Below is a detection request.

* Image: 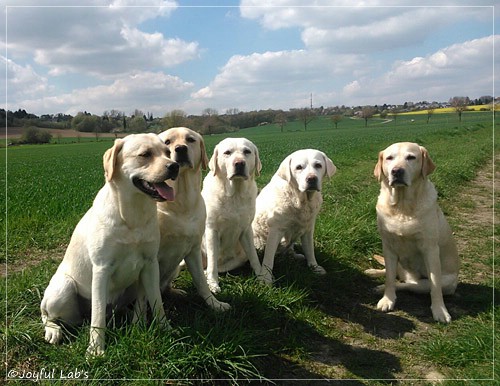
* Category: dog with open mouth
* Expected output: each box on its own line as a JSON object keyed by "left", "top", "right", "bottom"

{"left": 40, "top": 134, "right": 178, "bottom": 356}
{"left": 155, "top": 127, "right": 230, "bottom": 311}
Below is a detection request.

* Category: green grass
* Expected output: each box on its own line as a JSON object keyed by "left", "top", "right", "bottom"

{"left": 2, "top": 111, "right": 497, "bottom": 383}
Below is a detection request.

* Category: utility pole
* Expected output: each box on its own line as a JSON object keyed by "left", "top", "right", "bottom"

{"left": 310, "top": 93, "right": 313, "bottom": 109}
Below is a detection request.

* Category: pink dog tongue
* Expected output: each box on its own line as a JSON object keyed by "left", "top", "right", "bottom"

{"left": 154, "top": 182, "right": 175, "bottom": 201}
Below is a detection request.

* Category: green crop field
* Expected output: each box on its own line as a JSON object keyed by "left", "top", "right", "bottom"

{"left": 2, "top": 111, "right": 498, "bottom": 383}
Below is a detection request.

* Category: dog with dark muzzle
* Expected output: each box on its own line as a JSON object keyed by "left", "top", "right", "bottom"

{"left": 155, "top": 127, "right": 230, "bottom": 311}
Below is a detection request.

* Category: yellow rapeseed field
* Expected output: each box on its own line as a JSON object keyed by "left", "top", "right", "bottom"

{"left": 400, "top": 104, "right": 492, "bottom": 115}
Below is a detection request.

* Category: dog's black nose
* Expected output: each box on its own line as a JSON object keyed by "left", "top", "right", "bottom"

{"left": 234, "top": 160, "right": 246, "bottom": 174}
{"left": 306, "top": 175, "right": 318, "bottom": 184}
{"left": 391, "top": 167, "right": 404, "bottom": 179}
{"left": 166, "top": 162, "right": 180, "bottom": 180}
{"left": 175, "top": 145, "right": 188, "bottom": 154}
{"left": 306, "top": 175, "right": 319, "bottom": 191}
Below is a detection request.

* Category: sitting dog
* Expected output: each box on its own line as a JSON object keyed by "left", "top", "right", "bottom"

{"left": 368, "top": 142, "right": 459, "bottom": 323}
{"left": 41, "top": 134, "right": 179, "bottom": 356}
{"left": 156, "top": 127, "right": 230, "bottom": 311}
{"left": 252, "top": 149, "right": 336, "bottom": 285}
{"left": 202, "top": 137, "right": 263, "bottom": 293}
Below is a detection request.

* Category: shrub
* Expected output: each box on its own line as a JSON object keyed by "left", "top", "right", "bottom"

{"left": 20, "top": 126, "right": 52, "bottom": 144}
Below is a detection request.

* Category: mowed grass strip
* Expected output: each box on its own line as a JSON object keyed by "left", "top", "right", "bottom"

{"left": 2, "top": 112, "right": 497, "bottom": 382}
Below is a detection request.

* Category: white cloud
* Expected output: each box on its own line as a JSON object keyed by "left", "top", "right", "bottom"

{"left": 190, "top": 49, "right": 366, "bottom": 111}
{"left": 4, "top": 0, "right": 192, "bottom": 78}
{"left": 17, "top": 71, "right": 194, "bottom": 116}
{"left": 343, "top": 80, "right": 361, "bottom": 95}
{"left": 187, "top": 34, "right": 495, "bottom": 112}
{"left": 241, "top": 1, "right": 492, "bottom": 53}
{"left": 339, "top": 36, "right": 496, "bottom": 104}
{"left": 2, "top": 56, "right": 50, "bottom": 104}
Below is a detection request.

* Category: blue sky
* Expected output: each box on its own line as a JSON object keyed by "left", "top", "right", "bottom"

{"left": 1, "top": 1, "right": 498, "bottom": 117}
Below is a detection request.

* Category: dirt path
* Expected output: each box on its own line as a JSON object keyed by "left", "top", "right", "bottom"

{"left": 450, "top": 153, "right": 498, "bottom": 284}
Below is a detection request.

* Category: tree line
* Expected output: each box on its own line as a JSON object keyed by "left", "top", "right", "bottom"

{"left": 3, "top": 94, "right": 497, "bottom": 144}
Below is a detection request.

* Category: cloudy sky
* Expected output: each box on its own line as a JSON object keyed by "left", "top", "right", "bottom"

{"left": 1, "top": 1, "right": 498, "bottom": 117}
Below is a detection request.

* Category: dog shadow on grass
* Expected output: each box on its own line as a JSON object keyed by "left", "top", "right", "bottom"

{"left": 171, "top": 258, "right": 404, "bottom": 382}
{"left": 170, "top": 284, "right": 402, "bottom": 382}
{"left": 294, "top": 250, "right": 497, "bottom": 327}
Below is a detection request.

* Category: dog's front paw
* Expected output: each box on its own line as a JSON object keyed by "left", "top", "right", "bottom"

{"left": 206, "top": 278, "right": 221, "bottom": 294}
{"left": 44, "top": 324, "right": 62, "bottom": 344}
{"left": 168, "top": 287, "right": 188, "bottom": 297}
{"left": 309, "top": 264, "right": 326, "bottom": 275}
{"left": 431, "top": 304, "right": 452, "bottom": 323}
{"left": 257, "top": 271, "right": 274, "bottom": 286}
{"left": 86, "top": 343, "right": 105, "bottom": 358}
{"left": 205, "top": 295, "right": 231, "bottom": 312}
{"left": 377, "top": 296, "right": 395, "bottom": 313}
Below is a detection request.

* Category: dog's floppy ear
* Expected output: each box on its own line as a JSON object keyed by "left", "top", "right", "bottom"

{"left": 374, "top": 151, "right": 384, "bottom": 181}
{"left": 420, "top": 146, "right": 436, "bottom": 177}
{"left": 199, "top": 135, "right": 209, "bottom": 170}
{"left": 254, "top": 145, "right": 262, "bottom": 176}
{"left": 322, "top": 152, "right": 336, "bottom": 177}
{"left": 208, "top": 145, "right": 219, "bottom": 176}
{"left": 103, "top": 138, "right": 124, "bottom": 181}
{"left": 277, "top": 155, "right": 292, "bottom": 182}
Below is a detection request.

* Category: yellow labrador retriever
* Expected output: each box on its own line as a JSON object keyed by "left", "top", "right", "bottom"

{"left": 252, "top": 149, "right": 336, "bottom": 285}
{"left": 369, "top": 142, "right": 459, "bottom": 323}
{"left": 41, "top": 134, "right": 179, "bottom": 356}
{"left": 156, "top": 127, "right": 230, "bottom": 311}
{"left": 202, "top": 137, "right": 263, "bottom": 293}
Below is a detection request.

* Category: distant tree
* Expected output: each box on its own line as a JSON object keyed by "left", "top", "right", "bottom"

{"left": 297, "top": 108, "right": 315, "bottom": 131}
{"left": 225, "top": 108, "right": 240, "bottom": 116}
{"left": 390, "top": 109, "right": 400, "bottom": 123}
{"left": 426, "top": 107, "right": 435, "bottom": 124}
{"left": 274, "top": 111, "right": 287, "bottom": 132}
{"left": 360, "top": 106, "right": 375, "bottom": 127}
{"left": 72, "top": 112, "right": 101, "bottom": 133}
{"left": 202, "top": 108, "right": 218, "bottom": 117}
{"left": 128, "top": 115, "right": 148, "bottom": 132}
{"left": 162, "top": 109, "right": 187, "bottom": 129}
{"left": 132, "top": 109, "right": 144, "bottom": 118}
{"left": 478, "top": 95, "right": 493, "bottom": 105}
{"left": 331, "top": 114, "right": 343, "bottom": 129}
{"left": 449, "top": 96, "right": 469, "bottom": 122}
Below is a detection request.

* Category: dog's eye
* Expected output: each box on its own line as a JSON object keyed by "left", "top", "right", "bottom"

{"left": 187, "top": 137, "right": 196, "bottom": 143}
{"left": 406, "top": 155, "right": 416, "bottom": 161}
{"left": 314, "top": 163, "right": 322, "bottom": 169}
{"left": 295, "top": 165, "right": 303, "bottom": 170}
{"left": 164, "top": 139, "right": 171, "bottom": 146}
{"left": 243, "top": 149, "right": 252, "bottom": 155}
{"left": 223, "top": 150, "right": 231, "bottom": 156}
{"left": 386, "top": 155, "right": 394, "bottom": 161}
{"left": 165, "top": 149, "right": 171, "bottom": 157}
{"left": 139, "top": 150, "right": 152, "bottom": 158}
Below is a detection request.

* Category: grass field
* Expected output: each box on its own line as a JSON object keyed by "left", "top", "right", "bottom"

{"left": 2, "top": 111, "right": 498, "bottom": 384}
